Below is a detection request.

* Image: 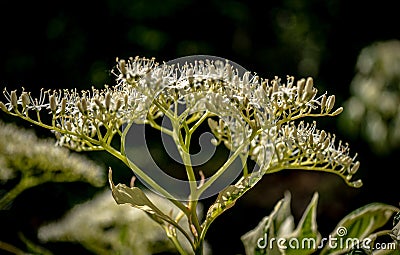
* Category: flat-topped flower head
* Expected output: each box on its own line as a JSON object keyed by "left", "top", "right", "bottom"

{"left": 0, "top": 56, "right": 360, "bottom": 188}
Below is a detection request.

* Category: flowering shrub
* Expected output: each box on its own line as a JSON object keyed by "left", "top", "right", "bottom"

{"left": 0, "top": 56, "right": 397, "bottom": 254}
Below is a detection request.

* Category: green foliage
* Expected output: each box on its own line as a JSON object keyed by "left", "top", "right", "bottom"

{"left": 242, "top": 193, "right": 399, "bottom": 255}
{"left": 241, "top": 192, "right": 320, "bottom": 255}
{"left": 320, "top": 203, "right": 398, "bottom": 255}
{"left": 109, "top": 168, "right": 195, "bottom": 253}
{"left": 202, "top": 172, "right": 265, "bottom": 240}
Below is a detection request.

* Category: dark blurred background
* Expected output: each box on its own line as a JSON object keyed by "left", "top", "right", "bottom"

{"left": 0, "top": 0, "right": 399, "bottom": 254}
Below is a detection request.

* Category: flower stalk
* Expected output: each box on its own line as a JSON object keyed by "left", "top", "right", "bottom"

{"left": 0, "top": 56, "right": 362, "bottom": 254}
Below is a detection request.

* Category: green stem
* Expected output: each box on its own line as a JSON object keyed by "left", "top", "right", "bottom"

{"left": 0, "top": 240, "right": 26, "bottom": 255}
{"left": 120, "top": 120, "right": 198, "bottom": 251}
{"left": 107, "top": 144, "right": 196, "bottom": 250}
{"left": 8, "top": 111, "right": 103, "bottom": 149}
{"left": 240, "top": 154, "right": 248, "bottom": 178}
{"left": 267, "top": 164, "right": 358, "bottom": 187}
{"left": 165, "top": 226, "right": 189, "bottom": 255}
{"left": 194, "top": 239, "right": 204, "bottom": 255}
{"left": 189, "top": 111, "right": 211, "bottom": 134}
{"left": 104, "top": 143, "right": 189, "bottom": 214}
{"left": 176, "top": 120, "right": 202, "bottom": 243}
{"left": 170, "top": 238, "right": 188, "bottom": 255}
{"left": 197, "top": 141, "right": 247, "bottom": 196}
{"left": 147, "top": 117, "right": 173, "bottom": 136}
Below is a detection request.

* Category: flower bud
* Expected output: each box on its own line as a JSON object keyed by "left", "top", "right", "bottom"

{"left": 309, "top": 133, "right": 314, "bottom": 146}
{"left": 243, "top": 72, "right": 250, "bottom": 85}
{"left": 272, "top": 81, "right": 279, "bottom": 93}
{"left": 49, "top": 95, "right": 57, "bottom": 113}
{"left": 243, "top": 96, "right": 249, "bottom": 106}
{"left": 210, "top": 138, "right": 218, "bottom": 146}
{"left": 249, "top": 120, "right": 256, "bottom": 129}
{"left": 187, "top": 67, "right": 194, "bottom": 77}
{"left": 124, "top": 94, "right": 129, "bottom": 107}
{"left": 322, "top": 138, "right": 330, "bottom": 150}
{"left": 0, "top": 101, "right": 7, "bottom": 112}
{"left": 61, "top": 98, "right": 67, "bottom": 114}
{"left": 301, "top": 88, "right": 314, "bottom": 102}
{"left": 349, "top": 161, "right": 360, "bottom": 175}
{"left": 218, "top": 119, "right": 225, "bottom": 130}
{"left": 224, "top": 140, "right": 232, "bottom": 150}
{"left": 105, "top": 92, "right": 111, "bottom": 110}
{"left": 66, "top": 121, "right": 73, "bottom": 131}
{"left": 119, "top": 59, "right": 127, "bottom": 75}
{"left": 305, "top": 77, "right": 313, "bottom": 94}
{"left": 115, "top": 98, "right": 123, "bottom": 111}
{"left": 331, "top": 107, "right": 343, "bottom": 116}
{"left": 207, "top": 118, "right": 218, "bottom": 130}
{"left": 94, "top": 98, "right": 103, "bottom": 109}
{"left": 77, "top": 102, "right": 84, "bottom": 114}
{"left": 90, "top": 127, "right": 96, "bottom": 137}
{"left": 350, "top": 179, "right": 363, "bottom": 188}
{"left": 297, "top": 78, "right": 305, "bottom": 98}
{"left": 316, "top": 131, "right": 325, "bottom": 145}
{"left": 261, "top": 80, "right": 268, "bottom": 91}
{"left": 21, "top": 92, "right": 30, "bottom": 108}
{"left": 81, "top": 97, "right": 88, "bottom": 112}
{"left": 11, "top": 90, "right": 18, "bottom": 110}
{"left": 54, "top": 131, "right": 61, "bottom": 140}
{"left": 320, "top": 94, "right": 327, "bottom": 111}
{"left": 326, "top": 95, "right": 335, "bottom": 113}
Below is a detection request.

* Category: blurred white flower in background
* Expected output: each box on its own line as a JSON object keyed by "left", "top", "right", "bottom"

{"left": 38, "top": 189, "right": 210, "bottom": 255}
{"left": 341, "top": 40, "right": 400, "bottom": 154}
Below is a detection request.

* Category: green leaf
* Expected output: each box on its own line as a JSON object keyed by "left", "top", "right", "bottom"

{"left": 241, "top": 192, "right": 320, "bottom": 255}
{"left": 202, "top": 172, "right": 264, "bottom": 233}
{"left": 241, "top": 191, "right": 294, "bottom": 255}
{"left": 281, "top": 192, "right": 320, "bottom": 255}
{"left": 320, "top": 203, "right": 398, "bottom": 255}
{"left": 108, "top": 168, "right": 176, "bottom": 226}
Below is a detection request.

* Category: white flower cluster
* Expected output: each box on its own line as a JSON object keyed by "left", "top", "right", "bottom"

{"left": 0, "top": 120, "right": 104, "bottom": 186}
{"left": 341, "top": 40, "right": 400, "bottom": 153}
{"left": 0, "top": 56, "right": 360, "bottom": 186}
{"left": 251, "top": 121, "right": 361, "bottom": 187}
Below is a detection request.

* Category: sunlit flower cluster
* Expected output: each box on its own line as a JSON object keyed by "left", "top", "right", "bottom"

{"left": 0, "top": 56, "right": 360, "bottom": 186}
{"left": 252, "top": 121, "right": 361, "bottom": 187}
